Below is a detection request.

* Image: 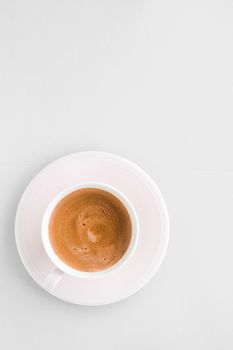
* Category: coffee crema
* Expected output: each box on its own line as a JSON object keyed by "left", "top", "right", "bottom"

{"left": 49, "top": 188, "right": 132, "bottom": 272}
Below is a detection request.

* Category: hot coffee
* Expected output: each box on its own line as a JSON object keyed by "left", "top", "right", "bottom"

{"left": 49, "top": 188, "right": 132, "bottom": 272}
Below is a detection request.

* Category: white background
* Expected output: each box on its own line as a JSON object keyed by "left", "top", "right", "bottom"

{"left": 0, "top": 0, "right": 233, "bottom": 348}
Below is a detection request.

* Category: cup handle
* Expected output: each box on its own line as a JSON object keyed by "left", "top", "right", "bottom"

{"left": 43, "top": 267, "right": 64, "bottom": 291}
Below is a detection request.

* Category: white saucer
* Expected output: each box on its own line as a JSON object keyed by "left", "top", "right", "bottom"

{"left": 15, "top": 152, "right": 169, "bottom": 306}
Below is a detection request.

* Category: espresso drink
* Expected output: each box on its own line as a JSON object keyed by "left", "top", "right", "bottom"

{"left": 49, "top": 188, "right": 132, "bottom": 272}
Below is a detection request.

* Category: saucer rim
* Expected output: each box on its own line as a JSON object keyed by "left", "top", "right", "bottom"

{"left": 15, "top": 151, "right": 169, "bottom": 306}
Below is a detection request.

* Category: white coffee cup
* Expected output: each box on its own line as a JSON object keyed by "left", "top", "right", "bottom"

{"left": 41, "top": 182, "right": 139, "bottom": 290}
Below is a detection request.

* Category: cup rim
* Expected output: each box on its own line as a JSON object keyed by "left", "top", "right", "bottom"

{"left": 41, "top": 182, "right": 139, "bottom": 278}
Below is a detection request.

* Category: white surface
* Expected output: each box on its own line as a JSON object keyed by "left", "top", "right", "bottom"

{"left": 15, "top": 152, "right": 168, "bottom": 305}
{"left": 0, "top": 0, "right": 233, "bottom": 348}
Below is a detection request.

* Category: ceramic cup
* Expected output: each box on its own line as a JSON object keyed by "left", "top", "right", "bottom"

{"left": 41, "top": 182, "right": 139, "bottom": 290}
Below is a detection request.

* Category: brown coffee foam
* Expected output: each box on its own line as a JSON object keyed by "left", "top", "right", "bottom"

{"left": 49, "top": 188, "right": 132, "bottom": 272}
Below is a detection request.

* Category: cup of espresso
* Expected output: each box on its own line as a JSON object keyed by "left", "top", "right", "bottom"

{"left": 41, "top": 183, "right": 139, "bottom": 289}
